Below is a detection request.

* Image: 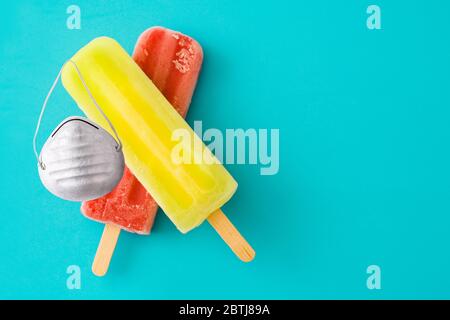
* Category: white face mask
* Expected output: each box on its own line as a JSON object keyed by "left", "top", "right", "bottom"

{"left": 33, "top": 61, "right": 125, "bottom": 202}
{"left": 38, "top": 116, "right": 124, "bottom": 201}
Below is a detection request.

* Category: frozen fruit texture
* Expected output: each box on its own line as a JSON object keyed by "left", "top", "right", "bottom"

{"left": 133, "top": 26, "right": 203, "bottom": 117}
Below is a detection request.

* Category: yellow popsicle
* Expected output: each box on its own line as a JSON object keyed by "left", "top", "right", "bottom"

{"left": 61, "top": 37, "right": 237, "bottom": 233}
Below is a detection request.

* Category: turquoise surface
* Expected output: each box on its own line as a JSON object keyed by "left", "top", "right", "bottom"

{"left": 1, "top": 0, "right": 450, "bottom": 299}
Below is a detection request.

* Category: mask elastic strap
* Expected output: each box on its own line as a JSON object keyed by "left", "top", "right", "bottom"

{"left": 33, "top": 60, "right": 123, "bottom": 170}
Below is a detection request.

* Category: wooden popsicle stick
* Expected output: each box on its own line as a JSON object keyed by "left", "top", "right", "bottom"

{"left": 207, "top": 208, "right": 255, "bottom": 262}
{"left": 92, "top": 223, "right": 121, "bottom": 276}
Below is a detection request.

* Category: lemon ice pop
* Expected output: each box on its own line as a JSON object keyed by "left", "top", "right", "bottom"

{"left": 62, "top": 37, "right": 254, "bottom": 262}
{"left": 82, "top": 27, "right": 203, "bottom": 235}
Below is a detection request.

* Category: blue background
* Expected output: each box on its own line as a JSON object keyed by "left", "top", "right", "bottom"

{"left": 1, "top": 0, "right": 450, "bottom": 299}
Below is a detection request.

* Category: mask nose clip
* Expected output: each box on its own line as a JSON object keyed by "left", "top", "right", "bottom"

{"left": 38, "top": 159, "right": 46, "bottom": 171}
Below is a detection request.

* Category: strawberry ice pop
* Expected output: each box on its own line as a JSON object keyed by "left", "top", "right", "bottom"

{"left": 81, "top": 27, "right": 203, "bottom": 235}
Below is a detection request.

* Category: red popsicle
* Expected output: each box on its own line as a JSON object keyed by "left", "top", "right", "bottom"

{"left": 81, "top": 27, "right": 203, "bottom": 274}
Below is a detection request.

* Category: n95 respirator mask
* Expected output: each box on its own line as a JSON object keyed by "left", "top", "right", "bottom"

{"left": 33, "top": 60, "right": 124, "bottom": 201}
